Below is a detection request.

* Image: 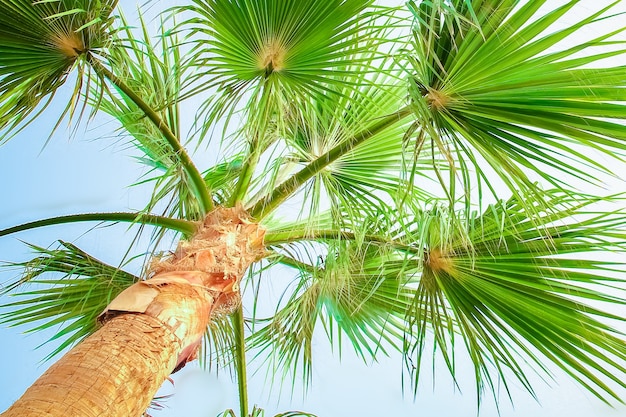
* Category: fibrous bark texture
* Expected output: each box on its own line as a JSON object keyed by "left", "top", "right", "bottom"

{"left": 3, "top": 314, "right": 187, "bottom": 416}
{"left": 2, "top": 207, "right": 266, "bottom": 417}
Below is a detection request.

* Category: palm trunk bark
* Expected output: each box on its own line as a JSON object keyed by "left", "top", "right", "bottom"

{"left": 2, "top": 207, "right": 265, "bottom": 417}
{"left": 2, "top": 309, "right": 205, "bottom": 417}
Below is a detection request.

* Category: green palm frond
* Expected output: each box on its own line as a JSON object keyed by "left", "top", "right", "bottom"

{"left": 0, "top": 0, "right": 118, "bottom": 141}
{"left": 179, "top": 0, "right": 409, "bottom": 209}
{"left": 179, "top": 0, "right": 400, "bottom": 140}
{"left": 269, "top": 76, "right": 429, "bottom": 220}
{"left": 102, "top": 24, "right": 181, "bottom": 169}
{"left": 403, "top": 0, "right": 626, "bottom": 210}
{"left": 407, "top": 191, "right": 626, "bottom": 404}
{"left": 245, "top": 65, "right": 437, "bottom": 221}
{"left": 250, "top": 233, "right": 416, "bottom": 387}
{"left": 249, "top": 258, "right": 319, "bottom": 387}
{"left": 263, "top": 202, "right": 417, "bottom": 254}
{"left": 200, "top": 313, "right": 238, "bottom": 370}
{"left": 407, "top": 0, "right": 480, "bottom": 34}
{"left": 317, "top": 241, "right": 414, "bottom": 357}
{"left": 202, "top": 156, "right": 245, "bottom": 206}
{"left": 0, "top": 240, "right": 138, "bottom": 359}
{"left": 130, "top": 154, "right": 243, "bottom": 225}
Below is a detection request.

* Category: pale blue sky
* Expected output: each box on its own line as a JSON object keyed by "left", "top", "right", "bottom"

{"left": 1, "top": 1, "right": 626, "bottom": 416}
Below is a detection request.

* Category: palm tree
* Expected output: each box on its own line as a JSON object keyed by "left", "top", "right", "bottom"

{"left": 1, "top": 0, "right": 626, "bottom": 416}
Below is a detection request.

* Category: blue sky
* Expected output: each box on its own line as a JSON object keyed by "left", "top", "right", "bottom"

{"left": 1, "top": 1, "right": 626, "bottom": 416}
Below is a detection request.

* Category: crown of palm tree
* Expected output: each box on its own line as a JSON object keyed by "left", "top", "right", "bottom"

{"left": 1, "top": 0, "right": 626, "bottom": 415}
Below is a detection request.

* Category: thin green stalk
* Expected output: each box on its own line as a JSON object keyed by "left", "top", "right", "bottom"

{"left": 265, "top": 229, "right": 418, "bottom": 255}
{"left": 230, "top": 147, "right": 260, "bottom": 206}
{"left": 248, "top": 106, "right": 413, "bottom": 219}
{"left": 268, "top": 252, "right": 318, "bottom": 274}
{"left": 231, "top": 306, "right": 249, "bottom": 417}
{"left": 0, "top": 213, "right": 198, "bottom": 238}
{"left": 87, "top": 54, "right": 214, "bottom": 214}
{"left": 230, "top": 85, "right": 274, "bottom": 206}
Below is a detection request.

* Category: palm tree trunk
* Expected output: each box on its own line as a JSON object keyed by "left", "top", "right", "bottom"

{"left": 2, "top": 306, "right": 206, "bottom": 417}
{"left": 2, "top": 207, "right": 265, "bottom": 417}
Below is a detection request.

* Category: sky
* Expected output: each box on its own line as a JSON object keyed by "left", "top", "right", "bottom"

{"left": 1, "top": 1, "right": 626, "bottom": 417}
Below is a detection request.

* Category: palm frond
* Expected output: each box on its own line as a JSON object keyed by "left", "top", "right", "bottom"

{"left": 178, "top": 0, "right": 410, "bottom": 208}
{"left": 270, "top": 76, "right": 428, "bottom": 221}
{"left": 250, "top": 229, "right": 417, "bottom": 389}
{"left": 245, "top": 59, "right": 428, "bottom": 220}
{"left": 178, "top": 0, "right": 402, "bottom": 144}
{"left": 403, "top": 0, "right": 626, "bottom": 212}
{"left": 407, "top": 190, "right": 626, "bottom": 404}
{"left": 199, "top": 313, "right": 238, "bottom": 371}
{"left": 249, "top": 259, "right": 319, "bottom": 388}
{"left": 202, "top": 156, "right": 245, "bottom": 206}
{"left": 0, "top": 0, "right": 117, "bottom": 141}
{"left": 0, "top": 240, "right": 138, "bottom": 359}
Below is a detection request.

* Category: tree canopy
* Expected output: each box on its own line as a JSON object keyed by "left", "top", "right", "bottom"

{"left": 1, "top": 0, "right": 626, "bottom": 416}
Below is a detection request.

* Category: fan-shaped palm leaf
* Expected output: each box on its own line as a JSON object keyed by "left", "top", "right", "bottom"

{"left": 246, "top": 68, "right": 430, "bottom": 220}
{"left": 0, "top": 0, "right": 117, "bottom": 141}
{"left": 178, "top": 0, "right": 409, "bottom": 211}
{"left": 251, "top": 210, "right": 420, "bottom": 386}
{"left": 178, "top": 0, "right": 401, "bottom": 141}
{"left": 268, "top": 74, "right": 433, "bottom": 221}
{"left": 407, "top": 191, "right": 626, "bottom": 404}
{"left": 404, "top": 0, "right": 626, "bottom": 211}
{"left": 0, "top": 240, "right": 138, "bottom": 359}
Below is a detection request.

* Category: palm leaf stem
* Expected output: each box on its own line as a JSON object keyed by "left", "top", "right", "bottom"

{"left": 231, "top": 305, "right": 249, "bottom": 417}
{"left": 87, "top": 54, "right": 214, "bottom": 214}
{"left": 269, "top": 252, "right": 317, "bottom": 274}
{"left": 229, "top": 146, "right": 260, "bottom": 207}
{"left": 229, "top": 89, "right": 274, "bottom": 206}
{"left": 0, "top": 213, "right": 197, "bottom": 238}
{"left": 265, "top": 230, "right": 416, "bottom": 255}
{"left": 249, "top": 106, "right": 413, "bottom": 219}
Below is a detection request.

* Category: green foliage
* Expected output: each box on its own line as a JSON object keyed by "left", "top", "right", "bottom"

{"left": 0, "top": 240, "right": 138, "bottom": 359}
{"left": 250, "top": 236, "right": 416, "bottom": 387}
{"left": 180, "top": 0, "right": 390, "bottom": 136}
{"left": 248, "top": 69, "right": 424, "bottom": 220}
{"left": 408, "top": 191, "right": 626, "bottom": 404}
{"left": 0, "top": 0, "right": 117, "bottom": 141}
{"left": 1, "top": 0, "right": 626, "bottom": 415}
{"left": 403, "top": 0, "right": 626, "bottom": 212}
{"left": 261, "top": 190, "right": 626, "bottom": 404}
{"left": 98, "top": 12, "right": 207, "bottom": 220}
